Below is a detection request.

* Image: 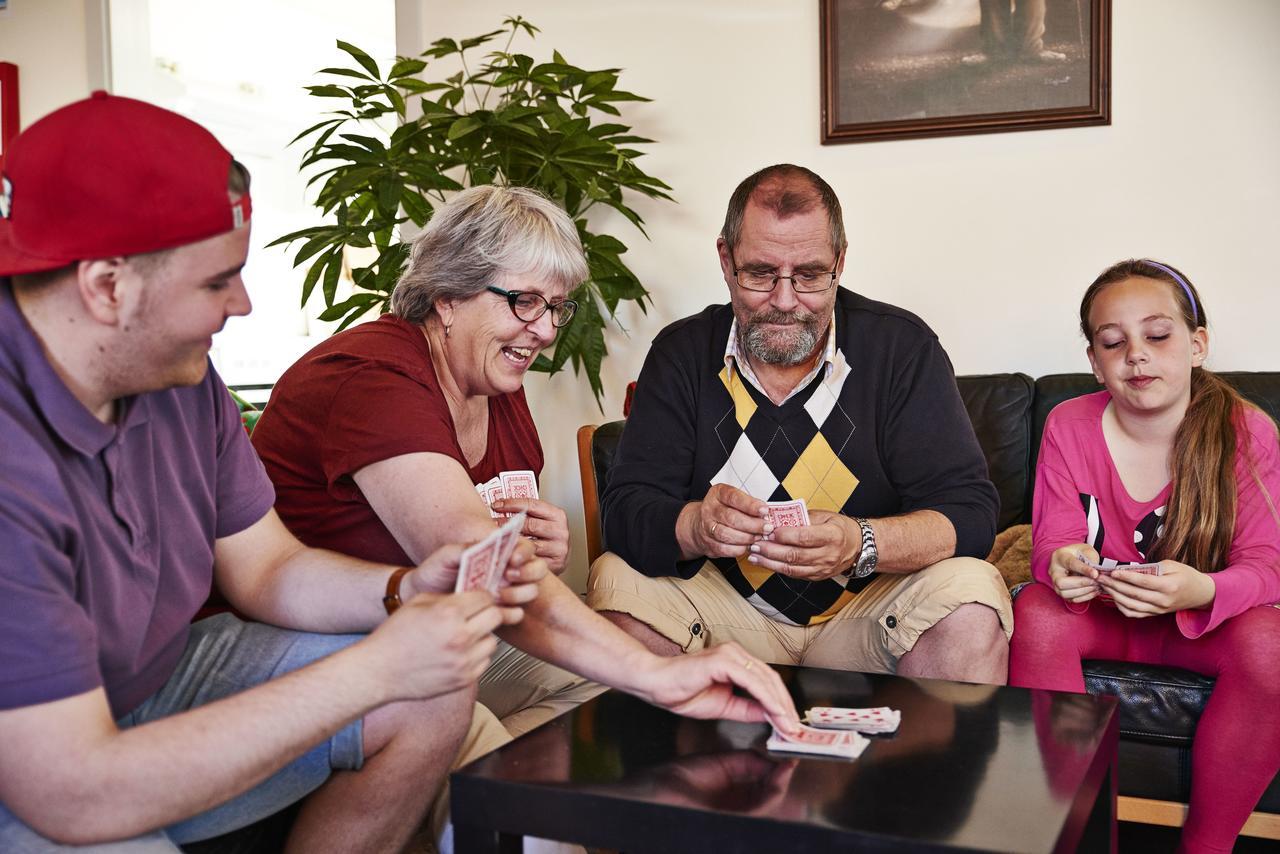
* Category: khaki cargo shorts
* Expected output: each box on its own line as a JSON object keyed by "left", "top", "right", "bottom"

{"left": 587, "top": 552, "right": 1013, "bottom": 674}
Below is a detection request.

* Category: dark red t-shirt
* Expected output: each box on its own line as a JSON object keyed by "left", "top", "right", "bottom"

{"left": 251, "top": 314, "right": 543, "bottom": 565}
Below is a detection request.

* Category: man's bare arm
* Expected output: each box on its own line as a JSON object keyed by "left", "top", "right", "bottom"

{"left": 0, "top": 590, "right": 500, "bottom": 845}
{"left": 868, "top": 509, "right": 957, "bottom": 573}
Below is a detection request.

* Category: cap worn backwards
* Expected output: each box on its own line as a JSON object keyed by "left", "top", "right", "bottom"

{"left": 0, "top": 91, "right": 251, "bottom": 277}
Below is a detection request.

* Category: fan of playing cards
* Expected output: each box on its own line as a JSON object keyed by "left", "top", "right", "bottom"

{"left": 477, "top": 470, "right": 538, "bottom": 518}
{"left": 454, "top": 511, "right": 527, "bottom": 595}
{"left": 1078, "top": 553, "right": 1162, "bottom": 603}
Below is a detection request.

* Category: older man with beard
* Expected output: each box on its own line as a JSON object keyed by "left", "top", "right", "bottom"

{"left": 588, "top": 164, "right": 1013, "bottom": 683}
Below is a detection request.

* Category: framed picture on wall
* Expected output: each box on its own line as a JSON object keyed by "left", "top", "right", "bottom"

{"left": 821, "top": 0, "right": 1110, "bottom": 144}
{"left": 0, "top": 62, "right": 18, "bottom": 166}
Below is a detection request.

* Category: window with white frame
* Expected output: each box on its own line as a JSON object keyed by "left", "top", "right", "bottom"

{"left": 106, "top": 0, "right": 397, "bottom": 397}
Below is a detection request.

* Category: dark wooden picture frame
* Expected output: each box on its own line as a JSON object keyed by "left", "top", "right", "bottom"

{"left": 0, "top": 62, "right": 18, "bottom": 167}
{"left": 821, "top": 0, "right": 1110, "bottom": 145}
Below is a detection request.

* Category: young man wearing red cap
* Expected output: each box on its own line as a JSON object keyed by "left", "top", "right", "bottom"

{"left": 0, "top": 93, "right": 799, "bottom": 853}
{"left": 0, "top": 90, "right": 530, "bottom": 853}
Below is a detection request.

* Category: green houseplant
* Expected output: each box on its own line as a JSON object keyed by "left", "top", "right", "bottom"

{"left": 271, "top": 16, "right": 672, "bottom": 406}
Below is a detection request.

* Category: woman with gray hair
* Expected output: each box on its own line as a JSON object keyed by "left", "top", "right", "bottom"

{"left": 252, "top": 184, "right": 602, "bottom": 738}
{"left": 252, "top": 186, "right": 803, "bottom": 834}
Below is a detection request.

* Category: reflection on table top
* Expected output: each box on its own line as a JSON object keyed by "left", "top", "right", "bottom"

{"left": 453, "top": 666, "right": 1118, "bottom": 852}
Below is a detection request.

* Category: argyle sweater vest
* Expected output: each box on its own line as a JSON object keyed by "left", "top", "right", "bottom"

{"left": 601, "top": 290, "right": 999, "bottom": 629}
{"left": 709, "top": 354, "right": 876, "bottom": 626}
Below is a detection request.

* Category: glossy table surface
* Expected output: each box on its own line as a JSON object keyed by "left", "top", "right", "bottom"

{"left": 451, "top": 666, "right": 1118, "bottom": 853}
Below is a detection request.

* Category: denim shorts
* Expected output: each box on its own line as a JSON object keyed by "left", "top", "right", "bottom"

{"left": 0, "top": 613, "right": 366, "bottom": 852}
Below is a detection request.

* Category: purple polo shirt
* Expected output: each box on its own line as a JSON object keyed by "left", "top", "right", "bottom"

{"left": 0, "top": 282, "right": 274, "bottom": 718}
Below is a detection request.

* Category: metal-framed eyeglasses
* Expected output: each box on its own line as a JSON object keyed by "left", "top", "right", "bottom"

{"left": 729, "top": 252, "right": 838, "bottom": 293}
{"left": 486, "top": 285, "right": 578, "bottom": 328}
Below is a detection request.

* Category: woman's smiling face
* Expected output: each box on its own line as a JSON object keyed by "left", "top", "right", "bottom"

{"left": 443, "top": 271, "right": 566, "bottom": 398}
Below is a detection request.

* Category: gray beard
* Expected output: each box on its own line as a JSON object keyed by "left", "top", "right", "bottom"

{"left": 741, "top": 309, "right": 824, "bottom": 366}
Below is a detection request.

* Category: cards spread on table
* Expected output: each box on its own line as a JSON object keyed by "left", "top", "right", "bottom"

{"left": 804, "top": 706, "right": 901, "bottom": 734}
{"left": 476, "top": 470, "right": 539, "bottom": 518}
{"left": 766, "top": 722, "right": 869, "bottom": 759}
{"left": 765, "top": 498, "right": 810, "bottom": 530}
{"left": 455, "top": 511, "right": 527, "bottom": 595}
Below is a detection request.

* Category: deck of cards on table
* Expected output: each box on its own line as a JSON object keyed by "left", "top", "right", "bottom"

{"left": 805, "top": 706, "right": 901, "bottom": 734}
{"left": 455, "top": 511, "right": 527, "bottom": 595}
{"left": 476, "top": 470, "right": 539, "bottom": 517}
{"left": 765, "top": 498, "right": 810, "bottom": 530}
{"left": 767, "top": 723, "right": 869, "bottom": 759}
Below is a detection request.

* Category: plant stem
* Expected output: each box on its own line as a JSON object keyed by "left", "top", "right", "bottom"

{"left": 459, "top": 51, "right": 484, "bottom": 113}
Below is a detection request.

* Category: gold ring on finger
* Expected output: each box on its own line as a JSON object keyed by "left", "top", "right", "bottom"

{"left": 710, "top": 522, "right": 719, "bottom": 538}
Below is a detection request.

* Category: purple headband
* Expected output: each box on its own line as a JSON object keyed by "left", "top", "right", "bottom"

{"left": 1143, "top": 260, "right": 1199, "bottom": 324}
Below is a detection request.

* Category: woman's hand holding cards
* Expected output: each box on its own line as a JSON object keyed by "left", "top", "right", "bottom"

{"left": 1097, "top": 558, "right": 1216, "bottom": 617}
{"left": 491, "top": 497, "right": 570, "bottom": 575}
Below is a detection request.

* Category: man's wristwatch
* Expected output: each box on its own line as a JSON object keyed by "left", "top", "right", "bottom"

{"left": 851, "top": 517, "right": 878, "bottom": 579}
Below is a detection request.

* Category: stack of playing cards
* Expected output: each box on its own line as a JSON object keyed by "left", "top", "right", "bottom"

{"left": 476, "top": 470, "right": 538, "bottom": 518}
{"left": 765, "top": 498, "right": 810, "bottom": 532}
{"left": 454, "top": 511, "right": 527, "bottom": 595}
{"left": 766, "top": 723, "right": 869, "bottom": 759}
{"left": 1077, "top": 554, "right": 1161, "bottom": 603}
{"left": 804, "top": 706, "right": 901, "bottom": 734}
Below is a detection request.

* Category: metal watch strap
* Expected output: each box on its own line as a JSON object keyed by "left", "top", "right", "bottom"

{"left": 853, "top": 517, "right": 878, "bottom": 578}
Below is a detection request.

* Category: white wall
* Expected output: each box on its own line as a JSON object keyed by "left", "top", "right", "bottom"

{"left": 412, "top": 0, "right": 1280, "bottom": 588}
{"left": 0, "top": 0, "right": 96, "bottom": 128}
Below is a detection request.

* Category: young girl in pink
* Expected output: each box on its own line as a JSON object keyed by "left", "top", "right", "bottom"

{"left": 1010, "top": 259, "right": 1280, "bottom": 853}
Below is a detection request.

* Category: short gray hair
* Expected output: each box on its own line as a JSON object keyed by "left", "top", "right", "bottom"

{"left": 390, "top": 185, "right": 589, "bottom": 324}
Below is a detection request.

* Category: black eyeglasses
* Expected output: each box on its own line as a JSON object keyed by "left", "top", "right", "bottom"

{"left": 486, "top": 285, "right": 578, "bottom": 328}
{"left": 730, "top": 251, "right": 838, "bottom": 293}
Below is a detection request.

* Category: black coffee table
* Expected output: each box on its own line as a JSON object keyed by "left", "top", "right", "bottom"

{"left": 451, "top": 666, "right": 1117, "bottom": 853}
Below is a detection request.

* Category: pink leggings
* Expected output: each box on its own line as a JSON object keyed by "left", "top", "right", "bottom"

{"left": 1010, "top": 582, "right": 1280, "bottom": 854}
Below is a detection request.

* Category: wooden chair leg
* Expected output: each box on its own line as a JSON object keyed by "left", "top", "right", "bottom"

{"left": 576, "top": 424, "right": 602, "bottom": 566}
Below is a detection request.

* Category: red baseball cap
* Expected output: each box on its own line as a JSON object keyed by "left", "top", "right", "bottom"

{"left": 0, "top": 91, "right": 251, "bottom": 276}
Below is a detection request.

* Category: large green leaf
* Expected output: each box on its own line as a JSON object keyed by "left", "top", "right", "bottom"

{"left": 336, "top": 40, "right": 381, "bottom": 79}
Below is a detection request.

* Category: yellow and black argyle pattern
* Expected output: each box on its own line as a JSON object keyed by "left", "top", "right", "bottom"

{"left": 707, "top": 350, "right": 875, "bottom": 626}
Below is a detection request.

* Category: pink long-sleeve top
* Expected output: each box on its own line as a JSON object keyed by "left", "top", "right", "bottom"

{"left": 1031, "top": 390, "right": 1280, "bottom": 638}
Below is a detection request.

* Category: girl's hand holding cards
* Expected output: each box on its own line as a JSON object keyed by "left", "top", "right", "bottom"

{"left": 1095, "top": 558, "right": 1216, "bottom": 617}
{"left": 1047, "top": 545, "right": 1103, "bottom": 603}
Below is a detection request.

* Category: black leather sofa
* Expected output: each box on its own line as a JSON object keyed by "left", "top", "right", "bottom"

{"left": 582, "top": 371, "right": 1280, "bottom": 836}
